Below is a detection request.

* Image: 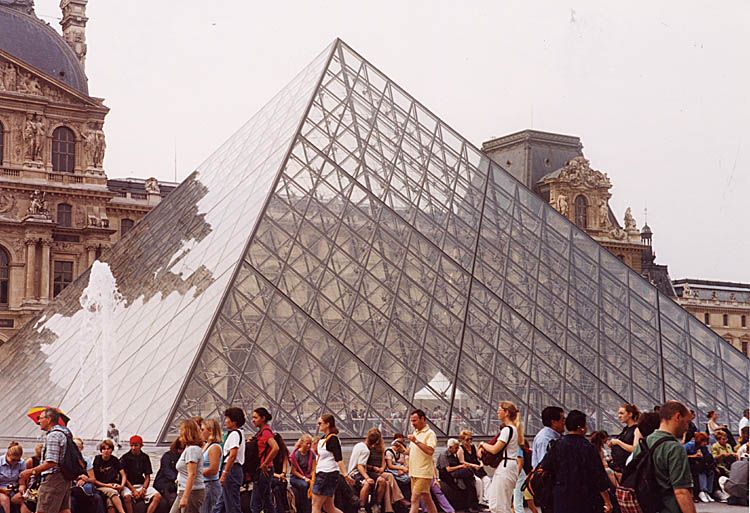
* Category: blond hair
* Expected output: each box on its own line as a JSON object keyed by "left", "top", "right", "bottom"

{"left": 458, "top": 430, "right": 473, "bottom": 443}
{"left": 295, "top": 434, "right": 312, "bottom": 450}
{"left": 202, "top": 419, "right": 222, "bottom": 445}
{"left": 500, "top": 401, "right": 524, "bottom": 442}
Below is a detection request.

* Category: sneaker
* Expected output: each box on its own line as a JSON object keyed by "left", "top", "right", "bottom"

{"left": 706, "top": 492, "right": 715, "bottom": 502}
{"left": 698, "top": 491, "right": 710, "bottom": 503}
{"left": 712, "top": 490, "right": 729, "bottom": 502}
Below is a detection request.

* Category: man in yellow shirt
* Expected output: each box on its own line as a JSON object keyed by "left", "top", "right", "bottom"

{"left": 407, "top": 409, "right": 437, "bottom": 513}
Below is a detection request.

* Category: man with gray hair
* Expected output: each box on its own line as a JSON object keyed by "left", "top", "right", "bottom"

{"left": 19, "top": 408, "right": 72, "bottom": 513}
{"left": 436, "top": 439, "right": 478, "bottom": 512}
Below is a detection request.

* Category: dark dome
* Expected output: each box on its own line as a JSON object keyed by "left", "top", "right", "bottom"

{"left": 0, "top": 6, "right": 88, "bottom": 94}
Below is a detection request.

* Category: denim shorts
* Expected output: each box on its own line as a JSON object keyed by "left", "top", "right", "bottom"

{"left": 312, "top": 471, "right": 339, "bottom": 497}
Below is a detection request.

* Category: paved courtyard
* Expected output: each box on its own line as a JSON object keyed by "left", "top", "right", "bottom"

{"left": 695, "top": 503, "right": 747, "bottom": 512}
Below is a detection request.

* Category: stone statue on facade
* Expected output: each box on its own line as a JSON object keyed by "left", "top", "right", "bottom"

{"left": 23, "top": 113, "right": 45, "bottom": 162}
{"left": 27, "top": 190, "right": 50, "bottom": 218}
{"left": 555, "top": 193, "right": 569, "bottom": 216}
{"left": 145, "top": 177, "right": 161, "bottom": 195}
{"left": 84, "top": 123, "right": 106, "bottom": 168}
{"left": 599, "top": 199, "right": 609, "bottom": 227}
{"left": 682, "top": 283, "right": 692, "bottom": 298}
{"left": 624, "top": 207, "right": 637, "bottom": 231}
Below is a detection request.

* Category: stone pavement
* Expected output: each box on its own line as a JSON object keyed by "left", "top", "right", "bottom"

{"left": 695, "top": 503, "right": 747, "bottom": 512}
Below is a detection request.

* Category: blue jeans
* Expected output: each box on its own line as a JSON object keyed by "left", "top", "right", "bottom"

{"left": 289, "top": 477, "right": 311, "bottom": 513}
{"left": 250, "top": 471, "right": 274, "bottom": 513}
{"left": 697, "top": 471, "right": 714, "bottom": 494}
{"left": 212, "top": 464, "right": 243, "bottom": 513}
{"left": 202, "top": 480, "right": 222, "bottom": 513}
{"left": 513, "top": 469, "right": 526, "bottom": 513}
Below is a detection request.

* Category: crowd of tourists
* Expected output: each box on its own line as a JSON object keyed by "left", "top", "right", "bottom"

{"left": 0, "top": 403, "right": 747, "bottom": 513}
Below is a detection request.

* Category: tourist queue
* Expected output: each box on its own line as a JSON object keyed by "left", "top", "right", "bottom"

{"left": 0, "top": 403, "right": 748, "bottom": 513}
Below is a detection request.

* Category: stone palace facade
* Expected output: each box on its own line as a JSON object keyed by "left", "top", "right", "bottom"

{"left": 0, "top": 0, "right": 173, "bottom": 340}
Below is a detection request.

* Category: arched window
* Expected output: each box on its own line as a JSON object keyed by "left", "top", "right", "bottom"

{"left": 0, "top": 121, "right": 4, "bottom": 165}
{"left": 52, "top": 126, "right": 76, "bottom": 173}
{"left": 574, "top": 195, "right": 588, "bottom": 229}
{"left": 120, "top": 219, "right": 134, "bottom": 237}
{"left": 0, "top": 247, "right": 9, "bottom": 307}
{"left": 57, "top": 203, "right": 72, "bottom": 227}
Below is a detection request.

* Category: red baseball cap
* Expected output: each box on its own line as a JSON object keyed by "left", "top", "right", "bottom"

{"left": 129, "top": 435, "right": 143, "bottom": 445}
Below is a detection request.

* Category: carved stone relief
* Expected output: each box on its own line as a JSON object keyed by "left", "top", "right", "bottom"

{"left": 0, "top": 191, "right": 17, "bottom": 216}
{"left": 556, "top": 156, "right": 611, "bottom": 189}
{"left": 0, "top": 58, "right": 79, "bottom": 104}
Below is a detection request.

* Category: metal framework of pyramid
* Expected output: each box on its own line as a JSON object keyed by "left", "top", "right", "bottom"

{"left": 0, "top": 40, "right": 746, "bottom": 444}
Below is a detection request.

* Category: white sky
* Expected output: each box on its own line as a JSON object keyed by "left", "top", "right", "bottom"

{"left": 34, "top": 0, "right": 750, "bottom": 282}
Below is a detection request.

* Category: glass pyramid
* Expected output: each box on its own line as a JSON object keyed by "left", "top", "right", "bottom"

{"left": 0, "top": 40, "right": 746, "bottom": 443}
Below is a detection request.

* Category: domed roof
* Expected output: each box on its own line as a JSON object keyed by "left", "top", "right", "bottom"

{"left": 0, "top": 6, "right": 88, "bottom": 94}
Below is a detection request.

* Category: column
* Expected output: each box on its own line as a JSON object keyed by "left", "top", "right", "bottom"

{"left": 24, "top": 239, "right": 36, "bottom": 299}
{"left": 40, "top": 240, "right": 51, "bottom": 301}
{"left": 86, "top": 245, "right": 97, "bottom": 267}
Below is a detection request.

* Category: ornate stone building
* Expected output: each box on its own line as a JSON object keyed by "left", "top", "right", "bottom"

{"left": 483, "top": 130, "right": 675, "bottom": 296}
{"left": 0, "top": 1, "right": 174, "bottom": 341}
{"left": 673, "top": 280, "right": 750, "bottom": 356}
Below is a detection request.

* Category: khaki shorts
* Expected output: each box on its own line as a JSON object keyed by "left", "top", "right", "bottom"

{"left": 37, "top": 472, "right": 71, "bottom": 513}
{"left": 410, "top": 477, "right": 432, "bottom": 496}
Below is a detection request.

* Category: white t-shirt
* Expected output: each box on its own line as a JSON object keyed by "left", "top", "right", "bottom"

{"left": 738, "top": 416, "right": 749, "bottom": 436}
{"left": 347, "top": 442, "right": 370, "bottom": 474}
{"left": 316, "top": 435, "right": 343, "bottom": 474}
{"left": 498, "top": 424, "right": 519, "bottom": 462}
{"left": 224, "top": 430, "right": 245, "bottom": 466}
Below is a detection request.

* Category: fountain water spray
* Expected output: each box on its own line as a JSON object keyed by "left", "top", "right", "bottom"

{"left": 79, "top": 261, "right": 123, "bottom": 438}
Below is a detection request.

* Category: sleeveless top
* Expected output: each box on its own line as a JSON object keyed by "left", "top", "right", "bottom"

{"left": 203, "top": 442, "right": 220, "bottom": 481}
{"left": 366, "top": 447, "right": 383, "bottom": 468}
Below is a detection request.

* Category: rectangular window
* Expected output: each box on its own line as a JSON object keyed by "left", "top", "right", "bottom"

{"left": 704, "top": 313, "right": 710, "bottom": 325}
{"left": 53, "top": 261, "right": 74, "bottom": 297}
{"left": 742, "top": 315, "right": 747, "bottom": 328}
{"left": 723, "top": 314, "right": 729, "bottom": 327}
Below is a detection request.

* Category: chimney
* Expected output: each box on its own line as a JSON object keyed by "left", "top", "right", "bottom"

{"left": 60, "top": 0, "right": 88, "bottom": 70}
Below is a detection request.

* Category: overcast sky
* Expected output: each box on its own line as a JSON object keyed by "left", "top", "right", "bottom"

{"left": 35, "top": 0, "right": 750, "bottom": 282}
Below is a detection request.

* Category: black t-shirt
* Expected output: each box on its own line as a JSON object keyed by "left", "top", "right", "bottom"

{"left": 120, "top": 450, "right": 152, "bottom": 485}
{"left": 93, "top": 455, "right": 122, "bottom": 485}
{"left": 611, "top": 424, "right": 637, "bottom": 470}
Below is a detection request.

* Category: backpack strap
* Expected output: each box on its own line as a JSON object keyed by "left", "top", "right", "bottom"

{"left": 501, "top": 425, "right": 514, "bottom": 468}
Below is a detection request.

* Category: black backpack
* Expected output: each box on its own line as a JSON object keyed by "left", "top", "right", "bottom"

{"left": 48, "top": 427, "right": 87, "bottom": 481}
{"left": 615, "top": 437, "right": 672, "bottom": 513}
{"left": 239, "top": 426, "right": 273, "bottom": 484}
{"left": 521, "top": 439, "right": 557, "bottom": 511}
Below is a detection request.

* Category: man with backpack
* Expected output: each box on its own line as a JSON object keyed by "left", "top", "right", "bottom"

{"left": 629, "top": 401, "right": 696, "bottom": 513}
{"left": 18, "top": 408, "right": 78, "bottom": 513}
